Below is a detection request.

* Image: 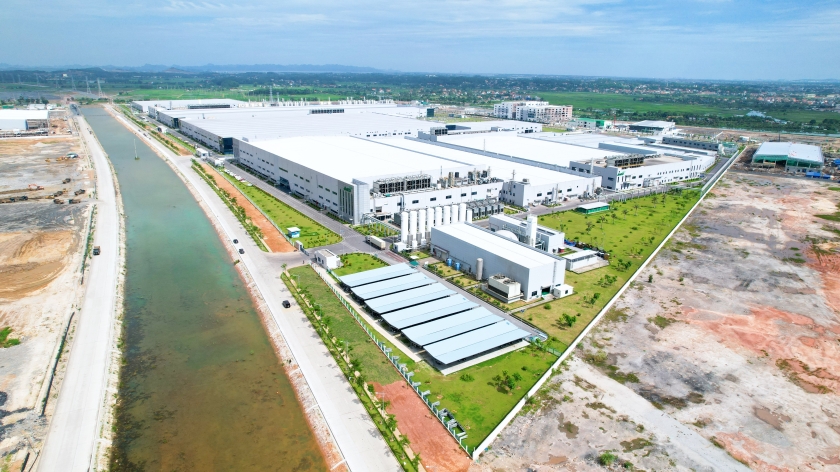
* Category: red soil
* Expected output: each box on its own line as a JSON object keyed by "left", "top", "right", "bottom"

{"left": 201, "top": 164, "right": 294, "bottom": 253}
{"left": 372, "top": 381, "right": 472, "bottom": 472}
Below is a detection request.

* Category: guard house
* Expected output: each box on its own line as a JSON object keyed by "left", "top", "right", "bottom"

{"left": 575, "top": 202, "right": 610, "bottom": 214}
{"left": 287, "top": 227, "right": 301, "bottom": 238}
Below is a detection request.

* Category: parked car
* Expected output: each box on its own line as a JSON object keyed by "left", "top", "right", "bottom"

{"left": 238, "top": 248, "right": 244, "bottom": 254}
{"left": 282, "top": 300, "right": 291, "bottom": 308}
{"left": 232, "top": 238, "right": 239, "bottom": 244}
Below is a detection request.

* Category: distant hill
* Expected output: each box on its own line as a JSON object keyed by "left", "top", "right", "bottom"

{"left": 0, "top": 63, "right": 396, "bottom": 74}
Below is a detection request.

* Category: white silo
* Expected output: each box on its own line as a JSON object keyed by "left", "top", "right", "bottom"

{"left": 459, "top": 203, "right": 467, "bottom": 223}
{"left": 418, "top": 209, "right": 426, "bottom": 245}
{"left": 526, "top": 215, "right": 538, "bottom": 247}
{"left": 400, "top": 211, "right": 409, "bottom": 244}
{"left": 409, "top": 210, "right": 418, "bottom": 248}
{"left": 434, "top": 206, "right": 442, "bottom": 227}
{"left": 426, "top": 207, "right": 434, "bottom": 240}
{"left": 449, "top": 204, "right": 457, "bottom": 223}
{"left": 466, "top": 208, "right": 473, "bottom": 223}
{"left": 442, "top": 205, "right": 451, "bottom": 225}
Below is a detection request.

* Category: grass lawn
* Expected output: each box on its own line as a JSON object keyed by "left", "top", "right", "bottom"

{"left": 426, "top": 262, "right": 462, "bottom": 278}
{"left": 218, "top": 172, "right": 341, "bottom": 248}
{"left": 288, "top": 266, "right": 557, "bottom": 449}
{"left": 352, "top": 223, "right": 399, "bottom": 238}
{"left": 527, "top": 190, "right": 701, "bottom": 347}
{"left": 333, "top": 253, "right": 388, "bottom": 277}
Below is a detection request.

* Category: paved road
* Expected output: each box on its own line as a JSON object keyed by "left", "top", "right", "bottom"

{"left": 113, "top": 109, "right": 402, "bottom": 472}
{"left": 38, "top": 115, "right": 121, "bottom": 471}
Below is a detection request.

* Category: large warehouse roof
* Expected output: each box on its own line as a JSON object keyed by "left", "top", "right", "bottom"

{"left": 248, "top": 136, "right": 478, "bottom": 184}
{"left": 424, "top": 320, "right": 530, "bottom": 365}
{"left": 431, "top": 223, "right": 560, "bottom": 270}
{"left": 338, "top": 263, "right": 415, "bottom": 288}
{"left": 437, "top": 133, "right": 620, "bottom": 167}
{"left": 370, "top": 137, "right": 586, "bottom": 186}
{"left": 365, "top": 284, "right": 455, "bottom": 315}
{"left": 350, "top": 272, "right": 434, "bottom": 300}
{"left": 132, "top": 99, "right": 245, "bottom": 112}
{"left": 185, "top": 112, "right": 435, "bottom": 143}
{"left": 755, "top": 142, "right": 824, "bottom": 165}
{"left": 381, "top": 296, "right": 478, "bottom": 330}
{"left": 401, "top": 307, "right": 501, "bottom": 346}
{"left": 158, "top": 103, "right": 422, "bottom": 122}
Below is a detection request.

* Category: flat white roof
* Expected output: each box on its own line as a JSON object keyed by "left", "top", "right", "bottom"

{"left": 755, "top": 142, "right": 823, "bottom": 164}
{"left": 133, "top": 98, "right": 245, "bottom": 111}
{"left": 248, "top": 136, "right": 478, "bottom": 184}
{"left": 157, "top": 103, "right": 419, "bottom": 121}
{"left": 534, "top": 132, "right": 646, "bottom": 148}
{"left": 431, "top": 223, "right": 559, "bottom": 270}
{"left": 371, "top": 137, "right": 586, "bottom": 186}
{"left": 561, "top": 249, "right": 599, "bottom": 261}
{"left": 578, "top": 202, "right": 610, "bottom": 210}
{"left": 0, "top": 110, "right": 49, "bottom": 120}
{"left": 632, "top": 120, "right": 675, "bottom": 128}
{"left": 437, "top": 133, "right": 620, "bottom": 168}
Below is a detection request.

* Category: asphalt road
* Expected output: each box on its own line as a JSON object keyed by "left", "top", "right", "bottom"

{"left": 113, "top": 109, "right": 402, "bottom": 472}
{"left": 38, "top": 115, "right": 121, "bottom": 471}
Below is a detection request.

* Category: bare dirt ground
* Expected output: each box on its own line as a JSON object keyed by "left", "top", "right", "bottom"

{"left": 201, "top": 163, "right": 295, "bottom": 253}
{"left": 374, "top": 381, "right": 473, "bottom": 472}
{"left": 0, "top": 136, "right": 91, "bottom": 469}
{"left": 473, "top": 172, "right": 840, "bottom": 471}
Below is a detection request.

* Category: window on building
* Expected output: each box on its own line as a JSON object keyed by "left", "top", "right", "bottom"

{"left": 446, "top": 195, "right": 452, "bottom": 199}
{"left": 471, "top": 191, "right": 477, "bottom": 195}
{"left": 461, "top": 193, "right": 466, "bottom": 197}
{"left": 412, "top": 199, "right": 419, "bottom": 204}
{"left": 430, "top": 197, "right": 437, "bottom": 201}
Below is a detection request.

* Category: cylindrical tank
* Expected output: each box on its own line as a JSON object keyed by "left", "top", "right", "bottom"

{"left": 426, "top": 207, "right": 434, "bottom": 229}
{"left": 476, "top": 258, "right": 484, "bottom": 280}
{"left": 451, "top": 204, "right": 459, "bottom": 223}
{"left": 434, "top": 206, "right": 442, "bottom": 227}
{"left": 466, "top": 208, "right": 473, "bottom": 223}
{"left": 417, "top": 209, "right": 426, "bottom": 244}
{"left": 446, "top": 258, "right": 452, "bottom": 266}
{"left": 400, "top": 211, "right": 409, "bottom": 243}
{"left": 454, "top": 262, "right": 461, "bottom": 271}
{"left": 442, "top": 205, "right": 451, "bottom": 225}
{"left": 409, "top": 210, "right": 418, "bottom": 248}
{"left": 459, "top": 203, "right": 467, "bottom": 223}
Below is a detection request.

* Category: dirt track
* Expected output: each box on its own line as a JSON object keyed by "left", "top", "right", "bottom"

{"left": 474, "top": 172, "right": 840, "bottom": 471}
{"left": 200, "top": 164, "right": 294, "bottom": 253}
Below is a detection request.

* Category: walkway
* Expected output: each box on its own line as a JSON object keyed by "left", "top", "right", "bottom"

{"left": 111, "top": 108, "right": 402, "bottom": 472}
{"left": 38, "top": 115, "right": 121, "bottom": 471}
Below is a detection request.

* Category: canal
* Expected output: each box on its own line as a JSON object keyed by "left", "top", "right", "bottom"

{"left": 82, "top": 107, "right": 326, "bottom": 471}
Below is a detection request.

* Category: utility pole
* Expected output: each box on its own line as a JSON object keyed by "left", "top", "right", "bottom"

{"left": 86, "top": 75, "right": 91, "bottom": 95}
{"left": 70, "top": 75, "right": 76, "bottom": 92}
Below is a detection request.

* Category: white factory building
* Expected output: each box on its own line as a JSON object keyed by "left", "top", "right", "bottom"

{"left": 130, "top": 98, "right": 247, "bottom": 113}
{"left": 487, "top": 214, "right": 565, "bottom": 253}
{"left": 430, "top": 223, "right": 570, "bottom": 302}
{"left": 0, "top": 110, "right": 50, "bottom": 130}
{"left": 493, "top": 101, "right": 572, "bottom": 123}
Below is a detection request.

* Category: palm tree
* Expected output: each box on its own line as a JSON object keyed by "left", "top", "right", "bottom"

{"left": 622, "top": 208, "right": 629, "bottom": 220}
{"left": 633, "top": 203, "right": 639, "bottom": 216}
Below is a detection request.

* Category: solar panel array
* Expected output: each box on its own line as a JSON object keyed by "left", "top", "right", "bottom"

{"left": 337, "top": 264, "right": 530, "bottom": 366}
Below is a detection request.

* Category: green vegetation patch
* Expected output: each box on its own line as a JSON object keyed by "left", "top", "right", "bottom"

{"left": 287, "top": 265, "right": 557, "bottom": 449}
{"left": 218, "top": 171, "right": 341, "bottom": 248}
{"left": 0, "top": 327, "right": 20, "bottom": 348}
{"left": 333, "top": 253, "right": 388, "bottom": 277}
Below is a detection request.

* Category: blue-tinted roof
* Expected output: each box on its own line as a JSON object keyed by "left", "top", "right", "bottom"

{"left": 424, "top": 321, "right": 530, "bottom": 365}
{"left": 365, "top": 284, "right": 455, "bottom": 315}
{"left": 350, "top": 272, "right": 433, "bottom": 300}
{"left": 338, "top": 263, "right": 414, "bottom": 288}
{"left": 401, "top": 308, "right": 501, "bottom": 346}
{"left": 381, "top": 296, "right": 478, "bottom": 330}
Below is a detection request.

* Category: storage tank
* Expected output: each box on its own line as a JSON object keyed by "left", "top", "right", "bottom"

{"left": 434, "top": 206, "right": 442, "bottom": 227}
{"left": 418, "top": 209, "right": 426, "bottom": 245}
{"left": 426, "top": 207, "right": 434, "bottom": 232}
{"left": 454, "top": 262, "right": 461, "bottom": 271}
{"left": 446, "top": 258, "right": 452, "bottom": 266}
{"left": 409, "top": 210, "right": 418, "bottom": 248}
{"left": 475, "top": 258, "right": 484, "bottom": 281}
{"left": 459, "top": 203, "right": 467, "bottom": 223}
{"left": 451, "top": 204, "right": 459, "bottom": 223}
{"left": 466, "top": 208, "right": 473, "bottom": 223}
{"left": 526, "top": 215, "right": 538, "bottom": 247}
{"left": 442, "top": 205, "right": 451, "bottom": 225}
{"left": 400, "top": 211, "right": 409, "bottom": 244}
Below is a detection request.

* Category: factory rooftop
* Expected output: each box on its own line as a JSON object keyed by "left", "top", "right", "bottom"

{"left": 247, "top": 136, "right": 481, "bottom": 184}
{"left": 754, "top": 142, "right": 824, "bottom": 165}
{"left": 431, "top": 223, "right": 560, "bottom": 269}
{"left": 157, "top": 103, "right": 423, "bottom": 122}
{"left": 436, "top": 132, "right": 621, "bottom": 167}
{"left": 130, "top": 98, "right": 246, "bottom": 112}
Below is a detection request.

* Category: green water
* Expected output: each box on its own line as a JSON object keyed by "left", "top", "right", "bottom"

{"left": 82, "top": 108, "right": 326, "bottom": 471}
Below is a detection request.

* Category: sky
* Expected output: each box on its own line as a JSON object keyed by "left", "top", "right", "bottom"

{"left": 3, "top": 0, "right": 839, "bottom": 80}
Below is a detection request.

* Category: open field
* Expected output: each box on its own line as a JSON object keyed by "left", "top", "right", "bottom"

{"left": 474, "top": 172, "right": 840, "bottom": 470}
{"left": 526, "top": 191, "right": 701, "bottom": 348}
{"left": 0, "top": 136, "right": 91, "bottom": 468}
{"left": 217, "top": 170, "right": 341, "bottom": 249}
{"left": 288, "top": 265, "right": 558, "bottom": 457}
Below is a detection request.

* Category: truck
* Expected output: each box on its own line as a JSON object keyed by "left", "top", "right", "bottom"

{"left": 74, "top": 189, "right": 86, "bottom": 195}
{"left": 63, "top": 178, "right": 72, "bottom": 184}
{"left": 53, "top": 198, "right": 64, "bottom": 204}
{"left": 68, "top": 198, "right": 81, "bottom": 204}
{"left": 366, "top": 235, "right": 388, "bottom": 250}
{"left": 93, "top": 246, "right": 100, "bottom": 256}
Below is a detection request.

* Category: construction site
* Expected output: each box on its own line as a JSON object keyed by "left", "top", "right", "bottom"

{"left": 0, "top": 133, "right": 92, "bottom": 468}
{"left": 470, "top": 171, "right": 840, "bottom": 471}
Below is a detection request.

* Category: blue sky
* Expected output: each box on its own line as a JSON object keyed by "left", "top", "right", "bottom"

{"left": 3, "top": 0, "right": 838, "bottom": 80}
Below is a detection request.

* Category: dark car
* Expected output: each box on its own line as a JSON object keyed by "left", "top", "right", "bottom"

{"left": 233, "top": 238, "right": 239, "bottom": 244}
{"left": 282, "top": 300, "right": 291, "bottom": 308}
{"left": 238, "top": 248, "right": 244, "bottom": 254}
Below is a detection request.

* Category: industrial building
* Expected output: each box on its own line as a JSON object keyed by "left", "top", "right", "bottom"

{"left": 430, "top": 223, "right": 568, "bottom": 301}
{"left": 130, "top": 98, "right": 247, "bottom": 113}
{"left": 487, "top": 214, "right": 565, "bottom": 253}
{"left": 752, "top": 142, "right": 824, "bottom": 172}
{"left": 337, "top": 264, "right": 531, "bottom": 367}
{"left": 629, "top": 120, "right": 676, "bottom": 133}
{"left": 0, "top": 110, "right": 50, "bottom": 130}
{"left": 662, "top": 136, "right": 723, "bottom": 154}
{"left": 493, "top": 101, "right": 572, "bottom": 123}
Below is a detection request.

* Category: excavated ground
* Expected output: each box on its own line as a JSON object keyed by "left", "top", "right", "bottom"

{"left": 473, "top": 172, "right": 840, "bottom": 471}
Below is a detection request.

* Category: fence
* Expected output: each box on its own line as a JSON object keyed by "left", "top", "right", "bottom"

{"left": 315, "top": 268, "right": 473, "bottom": 455}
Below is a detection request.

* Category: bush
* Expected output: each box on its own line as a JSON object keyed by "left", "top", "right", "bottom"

{"left": 459, "top": 373, "right": 475, "bottom": 382}
{"left": 599, "top": 450, "right": 618, "bottom": 466}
